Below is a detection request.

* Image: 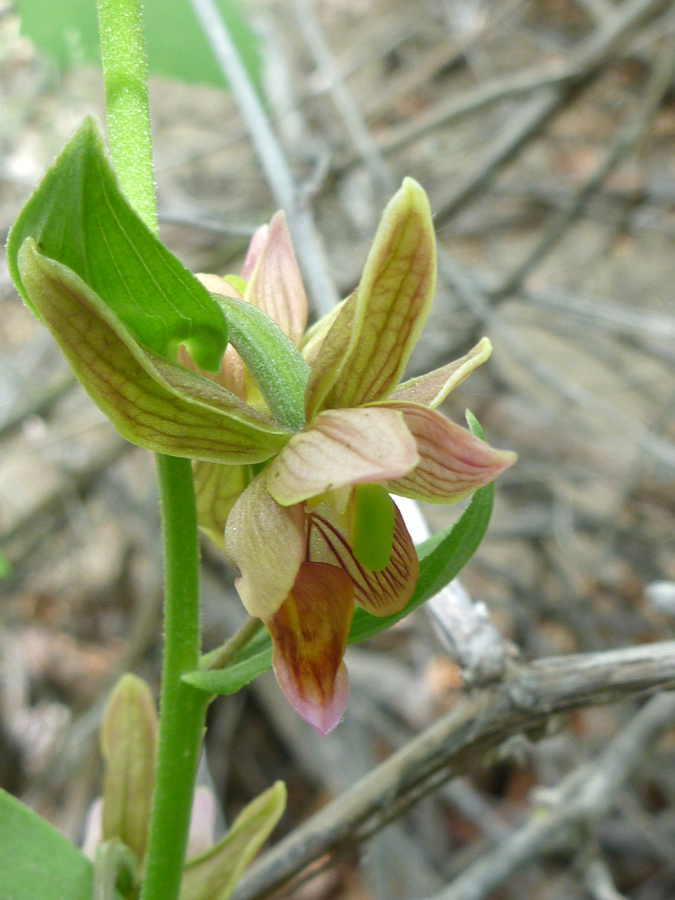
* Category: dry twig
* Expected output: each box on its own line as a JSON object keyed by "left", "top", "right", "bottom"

{"left": 423, "top": 692, "right": 675, "bottom": 900}
{"left": 231, "top": 642, "right": 675, "bottom": 900}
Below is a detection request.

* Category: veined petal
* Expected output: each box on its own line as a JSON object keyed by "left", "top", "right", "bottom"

{"left": 308, "top": 499, "right": 418, "bottom": 616}
{"left": 194, "top": 461, "right": 252, "bottom": 552}
{"left": 382, "top": 403, "right": 517, "bottom": 503}
{"left": 18, "top": 240, "right": 290, "bottom": 464}
{"left": 178, "top": 341, "right": 247, "bottom": 401}
{"left": 312, "top": 178, "right": 436, "bottom": 413}
{"left": 266, "top": 562, "right": 353, "bottom": 735}
{"left": 390, "top": 337, "right": 492, "bottom": 408}
{"left": 241, "top": 223, "right": 269, "bottom": 280}
{"left": 100, "top": 674, "right": 157, "bottom": 863}
{"left": 224, "top": 476, "right": 306, "bottom": 619}
{"left": 266, "top": 407, "right": 419, "bottom": 506}
{"left": 244, "top": 212, "right": 307, "bottom": 346}
{"left": 303, "top": 292, "right": 357, "bottom": 419}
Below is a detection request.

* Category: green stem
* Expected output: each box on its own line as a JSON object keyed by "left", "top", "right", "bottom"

{"left": 141, "top": 455, "right": 208, "bottom": 900}
{"left": 97, "top": 0, "right": 157, "bottom": 233}
{"left": 96, "top": 3, "right": 206, "bottom": 900}
{"left": 202, "top": 617, "right": 264, "bottom": 671}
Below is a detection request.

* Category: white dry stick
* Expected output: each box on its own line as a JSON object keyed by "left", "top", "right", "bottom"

{"left": 289, "top": 0, "right": 394, "bottom": 196}
{"left": 397, "top": 498, "right": 508, "bottom": 685}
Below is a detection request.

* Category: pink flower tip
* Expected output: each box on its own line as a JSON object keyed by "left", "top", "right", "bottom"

{"left": 279, "top": 661, "right": 350, "bottom": 736}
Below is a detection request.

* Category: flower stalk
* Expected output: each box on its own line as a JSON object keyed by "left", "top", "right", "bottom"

{"left": 96, "top": 2, "right": 208, "bottom": 899}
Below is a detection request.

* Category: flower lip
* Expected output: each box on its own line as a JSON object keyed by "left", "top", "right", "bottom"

{"left": 266, "top": 561, "right": 354, "bottom": 735}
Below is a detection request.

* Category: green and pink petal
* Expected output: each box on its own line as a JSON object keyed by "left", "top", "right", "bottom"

{"left": 381, "top": 403, "right": 516, "bottom": 504}
{"left": 224, "top": 476, "right": 306, "bottom": 619}
{"left": 266, "top": 562, "right": 354, "bottom": 735}
{"left": 390, "top": 338, "right": 492, "bottom": 409}
{"left": 309, "top": 177, "right": 436, "bottom": 414}
{"left": 193, "top": 461, "right": 252, "bottom": 552}
{"left": 244, "top": 211, "right": 307, "bottom": 346}
{"left": 266, "top": 407, "right": 419, "bottom": 506}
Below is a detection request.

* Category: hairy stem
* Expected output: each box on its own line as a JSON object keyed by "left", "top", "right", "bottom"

{"left": 96, "top": 3, "right": 206, "bottom": 899}
{"left": 141, "top": 455, "right": 208, "bottom": 900}
{"left": 97, "top": 0, "right": 157, "bottom": 232}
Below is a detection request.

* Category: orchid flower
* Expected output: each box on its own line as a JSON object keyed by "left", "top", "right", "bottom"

{"left": 14, "top": 162, "right": 514, "bottom": 735}
{"left": 194, "top": 178, "right": 515, "bottom": 734}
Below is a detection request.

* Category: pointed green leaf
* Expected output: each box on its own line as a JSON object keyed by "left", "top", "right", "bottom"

{"left": 0, "top": 788, "right": 125, "bottom": 900}
{"left": 7, "top": 116, "right": 227, "bottom": 372}
{"left": 185, "top": 627, "right": 274, "bottom": 695}
{"left": 183, "top": 415, "right": 494, "bottom": 696}
{"left": 17, "top": 240, "right": 289, "bottom": 464}
{"left": 215, "top": 294, "right": 309, "bottom": 431}
{"left": 179, "top": 782, "right": 286, "bottom": 900}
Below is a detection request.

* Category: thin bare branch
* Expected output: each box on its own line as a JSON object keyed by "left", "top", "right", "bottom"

{"left": 231, "top": 642, "right": 675, "bottom": 900}
{"left": 423, "top": 692, "right": 675, "bottom": 900}
{"left": 494, "top": 37, "right": 675, "bottom": 297}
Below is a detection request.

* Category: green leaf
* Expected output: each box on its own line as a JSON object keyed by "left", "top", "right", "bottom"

{"left": 183, "top": 430, "right": 494, "bottom": 696}
{"left": 7, "top": 116, "right": 228, "bottom": 373}
{"left": 13, "top": 0, "right": 261, "bottom": 90}
{"left": 0, "top": 788, "right": 124, "bottom": 900}
{"left": 16, "top": 241, "right": 288, "bottom": 464}
{"left": 179, "top": 782, "right": 286, "bottom": 900}
{"left": 183, "top": 628, "right": 273, "bottom": 696}
{"left": 215, "top": 295, "right": 310, "bottom": 432}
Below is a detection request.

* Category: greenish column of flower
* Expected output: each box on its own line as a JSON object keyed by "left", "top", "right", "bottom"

{"left": 96, "top": 3, "right": 208, "bottom": 900}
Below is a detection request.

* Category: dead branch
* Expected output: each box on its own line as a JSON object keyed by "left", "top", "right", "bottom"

{"left": 423, "top": 692, "right": 675, "bottom": 900}
{"left": 231, "top": 642, "right": 675, "bottom": 900}
{"left": 187, "top": 0, "right": 339, "bottom": 316}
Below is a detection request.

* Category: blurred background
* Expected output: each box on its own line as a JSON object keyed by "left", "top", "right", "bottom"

{"left": 1, "top": 1, "right": 675, "bottom": 898}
